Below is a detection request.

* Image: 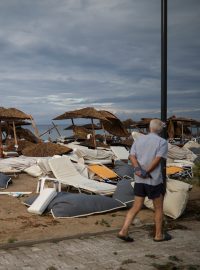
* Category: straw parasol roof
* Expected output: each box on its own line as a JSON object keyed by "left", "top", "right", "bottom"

{"left": 0, "top": 107, "right": 31, "bottom": 120}
{"left": 73, "top": 126, "right": 92, "bottom": 140}
{"left": 5, "top": 139, "right": 34, "bottom": 152}
{"left": 53, "top": 107, "right": 108, "bottom": 121}
{"left": 22, "top": 142, "right": 72, "bottom": 157}
{"left": 168, "top": 116, "right": 200, "bottom": 126}
{"left": 64, "top": 123, "right": 101, "bottom": 130}
{"left": 122, "top": 119, "right": 137, "bottom": 128}
{"left": 100, "top": 110, "right": 129, "bottom": 137}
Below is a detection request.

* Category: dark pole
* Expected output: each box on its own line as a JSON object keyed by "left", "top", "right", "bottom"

{"left": 161, "top": 0, "right": 168, "bottom": 189}
{"left": 161, "top": 0, "right": 168, "bottom": 136}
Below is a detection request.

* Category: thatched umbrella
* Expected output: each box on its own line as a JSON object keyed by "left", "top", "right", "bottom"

{"left": 122, "top": 119, "right": 137, "bottom": 128}
{"left": 167, "top": 116, "right": 200, "bottom": 139}
{"left": 0, "top": 107, "right": 33, "bottom": 157}
{"left": 0, "top": 107, "right": 31, "bottom": 120}
{"left": 100, "top": 110, "right": 129, "bottom": 138}
{"left": 22, "top": 142, "right": 72, "bottom": 157}
{"left": 53, "top": 107, "right": 109, "bottom": 148}
{"left": 64, "top": 123, "right": 101, "bottom": 130}
{"left": 53, "top": 107, "right": 108, "bottom": 121}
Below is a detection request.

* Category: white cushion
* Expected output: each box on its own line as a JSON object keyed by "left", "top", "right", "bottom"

{"left": 28, "top": 188, "right": 57, "bottom": 215}
{"left": 167, "top": 179, "right": 192, "bottom": 192}
{"left": 24, "top": 165, "right": 43, "bottom": 177}
{"left": 144, "top": 180, "right": 191, "bottom": 219}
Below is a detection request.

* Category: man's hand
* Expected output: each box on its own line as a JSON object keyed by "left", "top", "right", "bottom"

{"left": 135, "top": 167, "right": 150, "bottom": 179}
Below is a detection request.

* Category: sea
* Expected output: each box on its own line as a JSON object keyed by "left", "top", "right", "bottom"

{"left": 27, "top": 124, "right": 103, "bottom": 141}
{"left": 27, "top": 125, "right": 72, "bottom": 141}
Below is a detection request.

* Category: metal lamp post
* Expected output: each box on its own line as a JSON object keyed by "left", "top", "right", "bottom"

{"left": 161, "top": 0, "right": 168, "bottom": 186}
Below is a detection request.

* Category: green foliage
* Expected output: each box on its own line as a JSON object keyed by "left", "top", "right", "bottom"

{"left": 193, "top": 161, "right": 200, "bottom": 185}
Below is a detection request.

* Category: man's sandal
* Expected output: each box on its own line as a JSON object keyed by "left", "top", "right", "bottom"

{"left": 153, "top": 232, "right": 172, "bottom": 242}
{"left": 117, "top": 235, "right": 134, "bottom": 242}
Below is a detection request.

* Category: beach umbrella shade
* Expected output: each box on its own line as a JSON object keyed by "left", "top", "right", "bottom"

{"left": 0, "top": 107, "right": 32, "bottom": 157}
{"left": 100, "top": 110, "right": 129, "bottom": 138}
{"left": 22, "top": 142, "right": 72, "bottom": 157}
{"left": 0, "top": 107, "right": 31, "bottom": 120}
{"left": 53, "top": 107, "right": 108, "bottom": 121}
{"left": 53, "top": 107, "right": 111, "bottom": 148}
{"left": 64, "top": 123, "right": 101, "bottom": 130}
{"left": 122, "top": 119, "right": 137, "bottom": 129}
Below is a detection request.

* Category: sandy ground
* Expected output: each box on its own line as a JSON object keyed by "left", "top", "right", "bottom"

{"left": 0, "top": 173, "right": 199, "bottom": 245}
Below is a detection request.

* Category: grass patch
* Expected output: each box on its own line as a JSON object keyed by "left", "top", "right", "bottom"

{"left": 121, "top": 259, "right": 136, "bottom": 265}
{"left": 152, "top": 262, "right": 200, "bottom": 270}
{"left": 168, "top": 256, "right": 182, "bottom": 262}
{"left": 95, "top": 219, "right": 111, "bottom": 227}
{"left": 7, "top": 238, "right": 17, "bottom": 243}
{"left": 145, "top": 254, "right": 157, "bottom": 259}
{"left": 152, "top": 262, "right": 179, "bottom": 270}
{"left": 186, "top": 265, "right": 200, "bottom": 270}
{"left": 193, "top": 162, "right": 200, "bottom": 186}
{"left": 46, "top": 267, "right": 58, "bottom": 270}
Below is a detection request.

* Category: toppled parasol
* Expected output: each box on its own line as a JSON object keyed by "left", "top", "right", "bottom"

{"left": 54, "top": 107, "right": 129, "bottom": 138}
{"left": 22, "top": 142, "right": 72, "bottom": 157}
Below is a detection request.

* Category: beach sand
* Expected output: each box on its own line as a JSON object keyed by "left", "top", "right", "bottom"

{"left": 0, "top": 173, "right": 199, "bottom": 245}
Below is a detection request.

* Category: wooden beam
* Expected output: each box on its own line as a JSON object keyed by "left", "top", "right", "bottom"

{"left": 0, "top": 121, "right": 3, "bottom": 158}
{"left": 91, "top": 118, "right": 96, "bottom": 149}
{"left": 12, "top": 121, "right": 18, "bottom": 149}
{"left": 52, "top": 121, "right": 61, "bottom": 137}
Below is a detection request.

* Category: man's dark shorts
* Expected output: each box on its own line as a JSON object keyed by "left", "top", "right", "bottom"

{"left": 134, "top": 182, "right": 165, "bottom": 200}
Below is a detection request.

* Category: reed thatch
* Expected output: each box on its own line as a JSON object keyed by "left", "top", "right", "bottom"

{"left": 64, "top": 124, "right": 101, "bottom": 130}
{"left": 101, "top": 118, "right": 129, "bottom": 137}
{"left": 5, "top": 139, "right": 34, "bottom": 152}
{"left": 73, "top": 126, "right": 92, "bottom": 140}
{"left": 22, "top": 142, "right": 72, "bottom": 157}
{"left": 168, "top": 116, "right": 200, "bottom": 126}
{"left": 80, "top": 139, "right": 109, "bottom": 149}
{"left": 1, "top": 120, "right": 31, "bottom": 128}
{"left": 120, "top": 138, "right": 134, "bottom": 147}
{"left": 122, "top": 119, "right": 137, "bottom": 128}
{"left": 99, "top": 110, "right": 129, "bottom": 137}
{"left": 0, "top": 107, "right": 31, "bottom": 120}
{"left": 16, "top": 127, "right": 40, "bottom": 143}
{"left": 53, "top": 107, "right": 108, "bottom": 121}
{"left": 99, "top": 110, "right": 117, "bottom": 119}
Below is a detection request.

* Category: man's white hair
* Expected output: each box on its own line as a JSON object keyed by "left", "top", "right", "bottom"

{"left": 149, "top": 119, "right": 164, "bottom": 134}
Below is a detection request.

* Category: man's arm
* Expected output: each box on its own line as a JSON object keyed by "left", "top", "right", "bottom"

{"left": 129, "top": 154, "right": 142, "bottom": 177}
{"left": 146, "top": 156, "right": 162, "bottom": 174}
{"left": 129, "top": 154, "right": 140, "bottom": 168}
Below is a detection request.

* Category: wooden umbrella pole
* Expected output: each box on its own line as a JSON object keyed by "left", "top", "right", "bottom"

{"left": 71, "top": 118, "right": 76, "bottom": 139}
{"left": 30, "top": 115, "right": 40, "bottom": 138}
{"left": 0, "top": 121, "right": 3, "bottom": 158}
{"left": 12, "top": 121, "right": 18, "bottom": 149}
{"left": 91, "top": 118, "right": 96, "bottom": 149}
{"left": 52, "top": 121, "right": 61, "bottom": 137}
{"left": 181, "top": 122, "right": 184, "bottom": 142}
{"left": 39, "top": 126, "right": 57, "bottom": 137}
{"left": 101, "top": 122, "right": 107, "bottom": 144}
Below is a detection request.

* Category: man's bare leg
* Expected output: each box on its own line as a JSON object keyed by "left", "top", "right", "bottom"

{"left": 153, "top": 195, "right": 164, "bottom": 240}
{"left": 119, "top": 196, "right": 145, "bottom": 237}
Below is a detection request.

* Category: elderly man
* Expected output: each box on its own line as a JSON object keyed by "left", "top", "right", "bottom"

{"left": 118, "top": 119, "right": 172, "bottom": 242}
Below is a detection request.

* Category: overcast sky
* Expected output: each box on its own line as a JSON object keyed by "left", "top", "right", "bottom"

{"left": 1, "top": 0, "right": 200, "bottom": 123}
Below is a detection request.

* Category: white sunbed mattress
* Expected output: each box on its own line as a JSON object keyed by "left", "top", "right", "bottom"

{"left": 110, "top": 146, "right": 130, "bottom": 160}
{"left": 28, "top": 188, "right": 57, "bottom": 215}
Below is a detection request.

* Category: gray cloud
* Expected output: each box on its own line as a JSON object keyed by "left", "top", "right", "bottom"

{"left": 0, "top": 0, "right": 200, "bottom": 123}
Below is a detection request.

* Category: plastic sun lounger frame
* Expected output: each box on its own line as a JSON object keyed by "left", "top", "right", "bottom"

{"left": 46, "top": 156, "right": 116, "bottom": 195}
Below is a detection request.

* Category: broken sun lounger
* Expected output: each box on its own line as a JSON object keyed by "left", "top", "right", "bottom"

{"left": 47, "top": 156, "right": 116, "bottom": 195}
